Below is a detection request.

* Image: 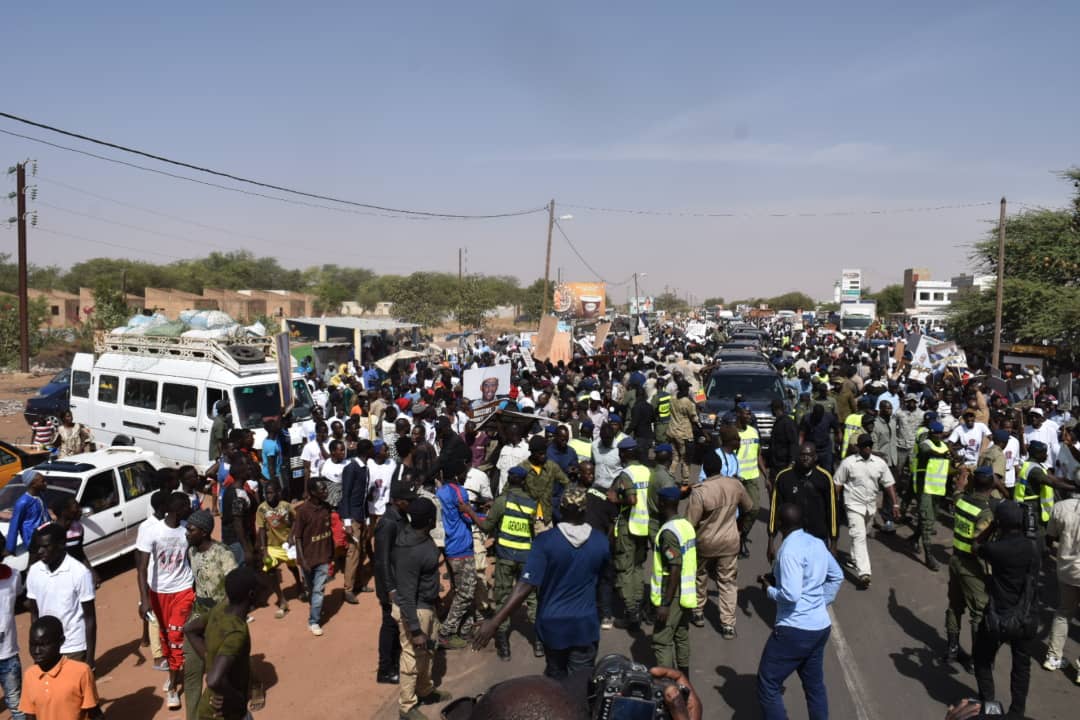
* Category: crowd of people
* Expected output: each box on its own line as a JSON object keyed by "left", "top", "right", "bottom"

{"left": 4, "top": 314, "right": 1078, "bottom": 720}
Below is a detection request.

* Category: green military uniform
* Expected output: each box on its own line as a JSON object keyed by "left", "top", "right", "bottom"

{"left": 915, "top": 437, "right": 950, "bottom": 547}
{"left": 477, "top": 489, "right": 538, "bottom": 633}
{"left": 736, "top": 425, "right": 763, "bottom": 525}
{"left": 650, "top": 518, "right": 697, "bottom": 671}
{"left": 647, "top": 464, "right": 679, "bottom": 539}
{"left": 945, "top": 490, "right": 994, "bottom": 643}
{"left": 520, "top": 459, "right": 570, "bottom": 532}
{"left": 614, "top": 464, "right": 650, "bottom": 620}
{"left": 652, "top": 391, "right": 672, "bottom": 444}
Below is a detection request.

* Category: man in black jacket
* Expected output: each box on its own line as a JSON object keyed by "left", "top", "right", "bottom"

{"left": 429, "top": 417, "right": 471, "bottom": 484}
{"left": 373, "top": 477, "right": 415, "bottom": 685}
{"left": 393, "top": 497, "right": 452, "bottom": 719}
{"left": 340, "top": 439, "right": 373, "bottom": 604}
{"left": 973, "top": 500, "right": 1038, "bottom": 718}
{"left": 768, "top": 399, "right": 800, "bottom": 492}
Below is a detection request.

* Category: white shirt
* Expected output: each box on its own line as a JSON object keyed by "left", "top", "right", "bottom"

{"left": 0, "top": 569, "right": 21, "bottom": 660}
{"left": 320, "top": 459, "right": 348, "bottom": 485}
{"left": 135, "top": 520, "right": 194, "bottom": 594}
{"left": 26, "top": 554, "right": 95, "bottom": 654}
{"left": 301, "top": 440, "right": 329, "bottom": 477}
{"left": 833, "top": 453, "right": 894, "bottom": 509}
{"left": 1025, "top": 422, "right": 1061, "bottom": 466}
{"left": 496, "top": 441, "right": 530, "bottom": 489}
{"left": 1003, "top": 436, "right": 1021, "bottom": 488}
{"left": 1057, "top": 442, "right": 1080, "bottom": 487}
{"left": 463, "top": 467, "right": 493, "bottom": 504}
{"left": 949, "top": 422, "right": 991, "bottom": 465}
{"left": 367, "top": 458, "right": 397, "bottom": 516}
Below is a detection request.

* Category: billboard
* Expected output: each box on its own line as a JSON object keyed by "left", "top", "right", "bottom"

{"left": 552, "top": 282, "right": 606, "bottom": 319}
{"left": 630, "top": 296, "right": 654, "bottom": 314}
{"left": 840, "top": 268, "right": 861, "bottom": 302}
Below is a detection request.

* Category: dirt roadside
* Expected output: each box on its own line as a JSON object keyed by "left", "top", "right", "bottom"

{"left": 0, "top": 373, "right": 397, "bottom": 720}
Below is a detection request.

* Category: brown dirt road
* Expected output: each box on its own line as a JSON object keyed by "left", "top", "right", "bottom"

{"left": 0, "top": 373, "right": 412, "bottom": 720}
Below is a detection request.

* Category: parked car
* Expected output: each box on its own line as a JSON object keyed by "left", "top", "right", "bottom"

{"left": 24, "top": 368, "right": 74, "bottom": 426}
{"left": 0, "top": 439, "right": 51, "bottom": 490}
{"left": 0, "top": 446, "right": 173, "bottom": 571}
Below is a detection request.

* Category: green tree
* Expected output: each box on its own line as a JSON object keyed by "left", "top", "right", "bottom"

{"left": 702, "top": 296, "right": 725, "bottom": 307}
{"left": 949, "top": 168, "right": 1080, "bottom": 360}
{"left": 654, "top": 292, "right": 690, "bottom": 314}
{"left": 766, "top": 291, "right": 816, "bottom": 311}
{"left": 518, "top": 278, "right": 546, "bottom": 321}
{"left": 456, "top": 274, "right": 500, "bottom": 329}
{"left": 384, "top": 272, "right": 453, "bottom": 327}
{"left": 866, "top": 284, "right": 905, "bottom": 315}
{"left": 0, "top": 295, "right": 49, "bottom": 367}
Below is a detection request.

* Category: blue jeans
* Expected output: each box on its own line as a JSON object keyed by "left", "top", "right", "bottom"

{"left": 757, "top": 625, "right": 831, "bottom": 720}
{"left": 303, "top": 564, "right": 330, "bottom": 626}
{"left": 543, "top": 642, "right": 597, "bottom": 680}
{"left": 0, "top": 654, "right": 24, "bottom": 720}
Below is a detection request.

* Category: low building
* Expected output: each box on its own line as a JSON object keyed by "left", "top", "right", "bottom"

{"left": 29, "top": 289, "right": 81, "bottom": 329}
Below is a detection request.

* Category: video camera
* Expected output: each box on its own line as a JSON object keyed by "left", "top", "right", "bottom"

{"left": 588, "top": 654, "right": 686, "bottom": 720}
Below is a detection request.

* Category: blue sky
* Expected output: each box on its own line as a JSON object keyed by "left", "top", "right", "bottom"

{"left": 3, "top": 1, "right": 1078, "bottom": 301}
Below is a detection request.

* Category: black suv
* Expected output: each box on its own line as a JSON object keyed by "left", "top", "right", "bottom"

{"left": 696, "top": 361, "right": 792, "bottom": 444}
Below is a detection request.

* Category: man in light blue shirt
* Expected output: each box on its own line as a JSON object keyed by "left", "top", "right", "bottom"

{"left": 698, "top": 416, "right": 741, "bottom": 482}
{"left": 757, "top": 503, "right": 843, "bottom": 720}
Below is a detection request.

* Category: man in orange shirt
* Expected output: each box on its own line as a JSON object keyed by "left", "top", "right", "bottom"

{"left": 20, "top": 615, "right": 102, "bottom": 720}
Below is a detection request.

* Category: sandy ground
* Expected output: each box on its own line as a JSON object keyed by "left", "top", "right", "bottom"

{"left": 0, "top": 372, "right": 398, "bottom": 720}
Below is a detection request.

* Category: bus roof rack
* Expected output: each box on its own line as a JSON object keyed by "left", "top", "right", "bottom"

{"left": 94, "top": 333, "right": 277, "bottom": 375}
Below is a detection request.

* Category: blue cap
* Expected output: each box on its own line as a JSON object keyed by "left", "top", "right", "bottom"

{"left": 1028, "top": 440, "right": 1047, "bottom": 453}
{"left": 857, "top": 396, "right": 873, "bottom": 408}
{"left": 657, "top": 486, "right": 682, "bottom": 501}
{"left": 544, "top": 424, "right": 558, "bottom": 434}
{"left": 720, "top": 411, "right": 738, "bottom": 425}
{"left": 929, "top": 421, "right": 944, "bottom": 433}
{"left": 581, "top": 420, "right": 594, "bottom": 431}
{"left": 992, "top": 429, "right": 1010, "bottom": 443}
{"left": 923, "top": 411, "right": 938, "bottom": 421}
{"left": 655, "top": 443, "right": 673, "bottom": 454}
{"left": 629, "top": 371, "right": 647, "bottom": 387}
{"left": 736, "top": 402, "right": 751, "bottom": 411}
{"left": 373, "top": 439, "right": 386, "bottom": 451}
{"left": 974, "top": 465, "right": 994, "bottom": 477}
{"left": 508, "top": 466, "right": 528, "bottom": 479}
{"left": 617, "top": 437, "right": 638, "bottom": 450}
{"left": 608, "top": 413, "right": 623, "bottom": 424}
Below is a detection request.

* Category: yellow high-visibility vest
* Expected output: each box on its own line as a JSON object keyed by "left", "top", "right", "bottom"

{"left": 737, "top": 426, "right": 761, "bottom": 480}
{"left": 921, "top": 440, "right": 949, "bottom": 496}
{"left": 497, "top": 491, "right": 537, "bottom": 562}
{"left": 952, "top": 495, "right": 989, "bottom": 554}
{"left": 649, "top": 518, "right": 698, "bottom": 609}
{"left": 1014, "top": 461, "right": 1054, "bottom": 523}
{"left": 623, "top": 464, "right": 651, "bottom": 537}
{"left": 842, "top": 413, "right": 864, "bottom": 458}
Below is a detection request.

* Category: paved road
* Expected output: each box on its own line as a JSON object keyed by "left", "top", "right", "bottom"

{"left": 397, "top": 495, "right": 1080, "bottom": 720}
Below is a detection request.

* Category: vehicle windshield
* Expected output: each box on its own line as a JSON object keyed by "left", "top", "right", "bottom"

{"left": 840, "top": 316, "right": 873, "bottom": 330}
{"left": 706, "top": 374, "right": 784, "bottom": 404}
{"left": 0, "top": 475, "right": 81, "bottom": 520}
{"left": 234, "top": 379, "right": 315, "bottom": 429}
{"left": 51, "top": 368, "right": 71, "bottom": 385}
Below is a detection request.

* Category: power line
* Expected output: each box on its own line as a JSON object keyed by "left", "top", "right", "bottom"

{"left": 553, "top": 219, "right": 607, "bottom": 283}
{"left": 34, "top": 226, "right": 189, "bottom": 260}
{"left": 37, "top": 176, "right": 273, "bottom": 244}
{"left": 561, "top": 200, "right": 998, "bottom": 218}
{"left": 1, "top": 112, "right": 548, "bottom": 219}
{"left": 36, "top": 200, "right": 226, "bottom": 250}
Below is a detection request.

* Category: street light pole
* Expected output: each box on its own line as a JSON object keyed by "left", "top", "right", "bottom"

{"left": 632, "top": 272, "right": 640, "bottom": 335}
{"left": 991, "top": 197, "right": 1006, "bottom": 367}
{"left": 16, "top": 163, "right": 29, "bottom": 373}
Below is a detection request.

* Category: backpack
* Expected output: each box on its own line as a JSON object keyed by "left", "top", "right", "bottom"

{"left": 980, "top": 538, "right": 1039, "bottom": 641}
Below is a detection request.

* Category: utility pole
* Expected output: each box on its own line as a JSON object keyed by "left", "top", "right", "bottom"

{"left": 16, "top": 163, "right": 29, "bottom": 373}
{"left": 632, "top": 272, "right": 641, "bottom": 335}
{"left": 457, "top": 248, "right": 463, "bottom": 331}
{"left": 991, "top": 197, "right": 1006, "bottom": 367}
{"left": 541, "top": 199, "right": 555, "bottom": 316}
{"left": 458, "top": 248, "right": 462, "bottom": 282}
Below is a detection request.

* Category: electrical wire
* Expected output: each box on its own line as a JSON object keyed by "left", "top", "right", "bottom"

{"left": 0, "top": 119, "right": 547, "bottom": 220}
{"left": 36, "top": 200, "right": 227, "bottom": 250}
{"left": 34, "top": 226, "right": 189, "bottom": 260}
{"left": 561, "top": 200, "right": 998, "bottom": 218}
{"left": 553, "top": 219, "right": 608, "bottom": 283}
{"left": 37, "top": 176, "right": 272, "bottom": 244}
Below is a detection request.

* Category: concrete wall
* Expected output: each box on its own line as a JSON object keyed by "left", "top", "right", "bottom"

{"left": 29, "top": 289, "right": 80, "bottom": 328}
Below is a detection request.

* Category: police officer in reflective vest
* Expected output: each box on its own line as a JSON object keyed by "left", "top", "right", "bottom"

{"left": 568, "top": 422, "right": 594, "bottom": 464}
{"left": 1014, "top": 440, "right": 1073, "bottom": 546}
{"left": 652, "top": 389, "right": 673, "bottom": 445}
{"left": 735, "top": 402, "right": 766, "bottom": 557}
{"left": 613, "top": 437, "right": 650, "bottom": 629}
{"left": 841, "top": 396, "right": 871, "bottom": 459}
{"left": 460, "top": 465, "right": 537, "bottom": 661}
{"left": 650, "top": 485, "right": 697, "bottom": 675}
{"left": 944, "top": 465, "right": 996, "bottom": 664}
{"left": 912, "top": 421, "right": 950, "bottom": 571}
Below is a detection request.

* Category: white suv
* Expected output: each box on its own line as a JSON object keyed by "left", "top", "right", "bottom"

{"left": 0, "top": 446, "right": 174, "bottom": 572}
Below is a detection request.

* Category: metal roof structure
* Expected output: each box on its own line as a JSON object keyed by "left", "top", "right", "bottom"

{"left": 286, "top": 317, "right": 419, "bottom": 332}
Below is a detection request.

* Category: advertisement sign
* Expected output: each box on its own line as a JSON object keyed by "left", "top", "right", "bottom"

{"left": 552, "top": 282, "right": 607, "bottom": 319}
{"left": 630, "top": 296, "right": 654, "bottom": 315}
{"left": 840, "top": 268, "right": 862, "bottom": 302}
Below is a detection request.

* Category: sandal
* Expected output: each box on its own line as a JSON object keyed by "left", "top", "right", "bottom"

{"left": 249, "top": 681, "right": 266, "bottom": 711}
{"left": 274, "top": 605, "right": 288, "bottom": 619}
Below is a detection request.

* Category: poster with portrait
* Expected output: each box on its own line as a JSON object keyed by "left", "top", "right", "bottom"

{"left": 463, "top": 364, "right": 512, "bottom": 408}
